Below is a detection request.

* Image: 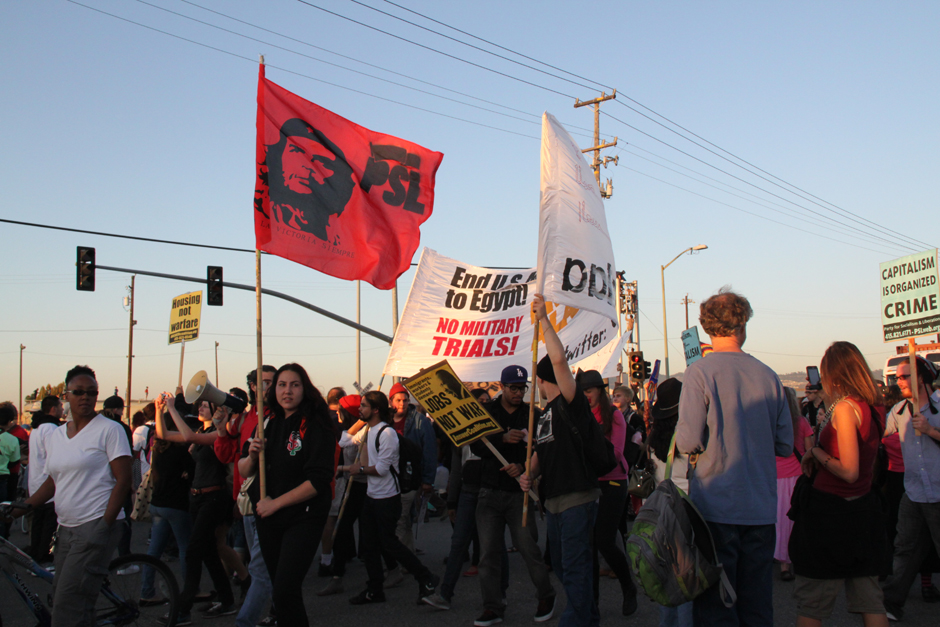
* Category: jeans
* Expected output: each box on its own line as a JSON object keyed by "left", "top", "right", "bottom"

{"left": 547, "top": 500, "right": 599, "bottom": 627}
{"left": 29, "top": 502, "right": 58, "bottom": 563}
{"left": 593, "top": 481, "right": 636, "bottom": 602}
{"left": 256, "top": 500, "right": 329, "bottom": 627}
{"left": 142, "top": 505, "right": 192, "bottom": 598}
{"left": 440, "top": 487, "right": 509, "bottom": 601}
{"left": 692, "top": 522, "right": 775, "bottom": 627}
{"left": 882, "top": 495, "right": 940, "bottom": 609}
{"left": 0, "top": 480, "right": 8, "bottom": 538}
{"left": 395, "top": 489, "right": 418, "bottom": 552}
{"left": 477, "top": 488, "right": 553, "bottom": 612}
{"left": 179, "top": 491, "right": 234, "bottom": 614}
{"left": 236, "top": 515, "right": 273, "bottom": 627}
{"left": 659, "top": 602, "right": 694, "bottom": 627}
{"left": 361, "top": 494, "right": 432, "bottom": 595}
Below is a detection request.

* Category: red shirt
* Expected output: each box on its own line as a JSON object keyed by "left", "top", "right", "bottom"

{"left": 7, "top": 425, "right": 28, "bottom": 475}
{"left": 814, "top": 399, "right": 882, "bottom": 498}
{"left": 214, "top": 409, "right": 261, "bottom": 500}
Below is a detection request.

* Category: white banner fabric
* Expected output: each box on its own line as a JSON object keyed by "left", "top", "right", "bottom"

{"left": 383, "top": 248, "right": 619, "bottom": 382}
{"left": 537, "top": 112, "right": 618, "bottom": 323}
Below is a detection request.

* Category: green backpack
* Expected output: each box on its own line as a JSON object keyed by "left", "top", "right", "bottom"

{"left": 625, "top": 434, "right": 736, "bottom": 608}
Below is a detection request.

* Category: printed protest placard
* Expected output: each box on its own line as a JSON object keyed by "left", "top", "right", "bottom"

{"left": 404, "top": 360, "right": 503, "bottom": 448}
{"left": 880, "top": 249, "right": 940, "bottom": 341}
{"left": 682, "top": 326, "right": 703, "bottom": 366}
{"left": 169, "top": 290, "right": 202, "bottom": 345}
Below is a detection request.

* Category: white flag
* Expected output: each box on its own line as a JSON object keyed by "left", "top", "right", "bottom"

{"left": 537, "top": 112, "right": 618, "bottom": 323}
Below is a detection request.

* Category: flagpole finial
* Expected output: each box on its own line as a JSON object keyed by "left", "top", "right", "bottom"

{"left": 259, "top": 54, "right": 265, "bottom": 65}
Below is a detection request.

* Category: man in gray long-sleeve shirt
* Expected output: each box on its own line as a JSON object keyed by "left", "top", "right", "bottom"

{"left": 675, "top": 288, "right": 792, "bottom": 626}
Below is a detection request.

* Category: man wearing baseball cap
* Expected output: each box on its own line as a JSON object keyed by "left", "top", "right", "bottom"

{"left": 449, "top": 365, "right": 554, "bottom": 626}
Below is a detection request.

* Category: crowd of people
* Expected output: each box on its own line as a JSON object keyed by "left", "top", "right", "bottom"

{"left": 1, "top": 288, "right": 939, "bottom": 627}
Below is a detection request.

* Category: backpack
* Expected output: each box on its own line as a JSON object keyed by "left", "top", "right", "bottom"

{"left": 375, "top": 424, "right": 423, "bottom": 493}
{"left": 555, "top": 397, "right": 617, "bottom": 478}
{"left": 626, "top": 433, "right": 735, "bottom": 608}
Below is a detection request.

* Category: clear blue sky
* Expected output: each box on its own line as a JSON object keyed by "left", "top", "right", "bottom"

{"left": 2, "top": 0, "right": 938, "bottom": 406}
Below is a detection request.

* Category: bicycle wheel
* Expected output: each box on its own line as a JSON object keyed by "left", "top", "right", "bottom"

{"left": 96, "top": 553, "right": 180, "bottom": 626}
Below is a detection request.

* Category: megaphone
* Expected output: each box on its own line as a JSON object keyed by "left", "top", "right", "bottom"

{"left": 185, "top": 370, "right": 248, "bottom": 414}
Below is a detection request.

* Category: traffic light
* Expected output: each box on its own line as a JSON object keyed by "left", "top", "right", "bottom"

{"left": 76, "top": 247, "right": 95, "bottom": 291}
{"left": 207, "top": 266, "right": 223, "bottom": 306}
{"left": 628, "top": 351, "right": 645, "bottom": 381}
{"left": 643, "top": 360, "right": 652, "bottom": 380}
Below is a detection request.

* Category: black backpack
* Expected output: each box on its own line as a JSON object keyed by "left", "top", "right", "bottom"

{"left": 375, "top": 424, "right": 424, "bottom": 493}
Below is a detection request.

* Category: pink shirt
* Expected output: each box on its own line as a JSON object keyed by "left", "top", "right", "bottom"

{"left": 883, "top": 432, "right": 904, "bottom": 473}
{"left": 593, "top": 405, "right": 629, "bottom": 481}
{"left": 775, "top": 416, "right": 813, "bottom": 479}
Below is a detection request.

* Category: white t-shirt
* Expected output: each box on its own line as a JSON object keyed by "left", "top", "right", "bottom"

{"left": 365, "top": 423, "right": 399, "bottom": 500}
{"left": 45, "top": 414, "right": 132, "bottom": 527}
{"left": 132, "top": 423, "right": 153, "bottom": 477}
{"left": 27, "top": 422, "right": 58, "bottom": 501}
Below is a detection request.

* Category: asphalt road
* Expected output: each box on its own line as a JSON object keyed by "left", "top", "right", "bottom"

{"left": 1, "top": 513, "right": 936, "bottom": 626}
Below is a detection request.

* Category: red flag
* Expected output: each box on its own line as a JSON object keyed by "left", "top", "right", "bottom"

{"left": 254, "top": 65, "right": 443, "bottom": 290}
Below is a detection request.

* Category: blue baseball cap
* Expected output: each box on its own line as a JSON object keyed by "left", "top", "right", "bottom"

{"left": 500, "top": 365, "right": 528, "bottom": 385}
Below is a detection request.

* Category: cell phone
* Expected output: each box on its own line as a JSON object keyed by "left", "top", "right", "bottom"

{"left": 806, "top": 366, "right": 822, "bottom": 391}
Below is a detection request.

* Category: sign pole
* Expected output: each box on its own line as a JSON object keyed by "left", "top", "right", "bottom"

{"left": 177, "top": 341, "right": 185, "bottom": 389}
{"left": 523, "top": 319, "right": 540, "bottom": 527}
{"left": 909, "top": 338, "right": 921, "bottom": 436}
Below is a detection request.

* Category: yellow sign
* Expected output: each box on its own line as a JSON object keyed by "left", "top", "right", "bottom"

{"left": 168, "top": 290, "right": 203, "bottom": 345}
{"left": 404, "top": 360, "right": 503, "bottom": 448}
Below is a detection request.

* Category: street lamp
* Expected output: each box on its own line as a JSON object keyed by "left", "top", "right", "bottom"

{"left": 19, "top": 344, "right": 25, "bottom": 421}
{"left": 661, "top": 245, "right": 708, "bottom": 377}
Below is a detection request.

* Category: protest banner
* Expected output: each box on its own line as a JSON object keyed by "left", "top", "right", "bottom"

{"left": 383, "top": 248, "right": 618, "bottom": 381}
{"left": 168, "top": 290, "right": 202, "bottom": 345}
{"left": 536, "top": 112, "right": 618, "bottom": 323}
{"left": 681, "top": 326, "right": 703, "bottom": 366}
{"left": 404, "top": 360, "right": 539, "bottom": 502}
{"left": 880, "top": 248, "right": 940, "bottom": 434}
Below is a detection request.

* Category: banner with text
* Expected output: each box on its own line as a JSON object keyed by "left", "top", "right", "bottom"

{"left": 404, "top": 360, "right": 503, "bottom": 447}
{"left": 169, "top": 290, "right": 202, "bottom": 345}
{"left": 536, "top": 112, "right": 618, "bottom": 323}
{"left": 682, "top": 326, "right": 703, "bottom": 366}
{"left": 880, "top": 249, "right": 940, "bottom": 341}
{"left": 383, "top": 248, "right": 618, "bottom": 381}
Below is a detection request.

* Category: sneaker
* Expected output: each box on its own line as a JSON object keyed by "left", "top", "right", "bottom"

{"left": 318, "top": 561, "right": 332, "bottom": 577}
{"left": 421, "top": 592, "right": 451, "bottom": 610}
{"left": 116, "top": 564, "right": 140, "bottom": 575}
{"left": 884, "top": 602, "right": 903, "bottom": 622}
{"left": 139, "top": 596, "right": 169, "bottom": 607}
{"left": 202, "top": 602, "right": 238, "bottom": 618}
{"left": 621, "top": 592, "right": 638, "bottom": 617}
{"left": 350, "top": 589, "right": 386, "bottom": 605}
{"left": 256, "top": 616, "right": 277, "bottom": 626}
{"left": 418, "top": 574, "right": 440, "bottom": 604}
{"left": 165, "top": 612, "right": 192, "bottom": 626}
{"left": 534, "top": 595, "right": 555, "bottom": 622}
{"left": 317, "top": 577, "right": 344, "bottom": 596}
{"left": 923, "top": 584, "right": 940, "bottom": 603}
{"left": 462, "top": 566, "right": 479, "bottom": 577}
{"left": 384, "top": 566, "right": 404, "bottom": 589}
{"left": 474, "top": 610, "right": 503, "bottom": 627}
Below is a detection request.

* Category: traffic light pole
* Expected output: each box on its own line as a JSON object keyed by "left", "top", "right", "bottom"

{"left": 94, "top": 264, "right": 394, "bottom": 344}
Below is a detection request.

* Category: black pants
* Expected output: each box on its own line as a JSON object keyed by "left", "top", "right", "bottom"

{"left": 332, "top": 480, "right": 367, "bottom": 578}
{"left": 256, "top": 499, "right": 330, "bottom": 627}
{"left": 29, "top": 502, "right": 58, "bottom": 562}
{"left": 593, "top": 481, "right": 636, "bottom": 603}
{"left": 179, "top": 491, "right": 234, "bottom": 614}
{"left": 360, "top": 494, "right": 431, "bottom": 594}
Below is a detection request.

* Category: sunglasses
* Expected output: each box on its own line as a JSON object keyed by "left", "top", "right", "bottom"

{"left": 507, "top": 385, "right": 528, "bottom": 393}
{"left": 67, "top": 389, "right": 99, "bottom": 397}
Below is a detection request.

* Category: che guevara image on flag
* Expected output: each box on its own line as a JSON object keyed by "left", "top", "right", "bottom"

{"left": 254, "top": 64, "right": 443, "bottom": 290}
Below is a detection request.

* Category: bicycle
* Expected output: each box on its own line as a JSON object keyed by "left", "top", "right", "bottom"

{"left": 0, "top": 502, "right": 180, "bottom": 626}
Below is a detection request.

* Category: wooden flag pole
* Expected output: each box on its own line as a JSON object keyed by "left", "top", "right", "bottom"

{"left": 522, "top": 318, "right": 540, "bottom": 527}
{"left": 255, "top": 248, "right": 266, "bottom": 498}
{"left": 909, "top": 338, "right": 922, "bottom": 436}
{"left": 177, "top": 341, "right": 186, "bottom": 389}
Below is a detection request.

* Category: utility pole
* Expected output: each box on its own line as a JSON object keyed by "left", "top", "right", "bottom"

{"left": 19, "top": 344, "right": 25, "bottom": 421}
{"left": 682, "top": 294, "right": 695, "bottom": 329}
{"left": 356, "top": 280, "right": 361, "bottom": 386}
{"left": 215, "top": 341, "right": 220, "bottom": 386}
{"left": 125, "top": 276, "right": 136, "bottom": 424}
{"left": 574, "top": 90, "right": 619, "bottom": 198}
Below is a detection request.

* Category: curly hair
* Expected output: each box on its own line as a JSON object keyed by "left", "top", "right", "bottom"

{"left": 699, "top": 287, "right": 753, "bottom": 337}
